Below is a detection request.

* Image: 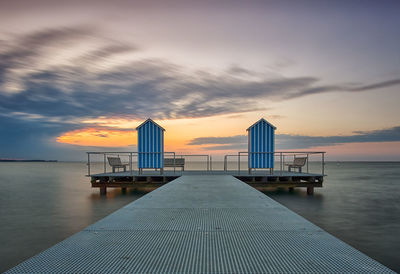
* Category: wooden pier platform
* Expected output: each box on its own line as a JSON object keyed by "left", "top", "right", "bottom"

{"left": 90, "top": 170, "right": 324, "bottom": 195}
{"left": 7, "top": 175, "right": 393, "bottom": 273}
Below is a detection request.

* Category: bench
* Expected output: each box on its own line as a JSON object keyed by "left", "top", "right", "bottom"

{"left": 164, "top": 158, "right": 185, "bottom": 171}
{"left": 285, "top": 157, "right": 307, "bottom": 173}
{"left": 107, "top": 157, "right": 129, "bottom": 173}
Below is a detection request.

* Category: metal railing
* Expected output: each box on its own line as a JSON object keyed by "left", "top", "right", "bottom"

{"left": 87, "top": 151, "right": 175, "bottom": 176}
{"left": 87, "top": 151, "right": 325, "bottom": 176}
{"left": 86, "top": 152, "right": 211, "bottom": 176}
{"left": 224, "top": 151, "right": 325, "bottom": 175}
{"left": 174, "top": 154, "right": 211, "bottom": 171}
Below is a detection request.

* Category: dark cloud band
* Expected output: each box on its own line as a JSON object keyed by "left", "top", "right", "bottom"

{"left": 188, "top": 126, "right": 400, "bottom": 150}
{"left": 1, "top": 27, "right": 400, "bottom": 126}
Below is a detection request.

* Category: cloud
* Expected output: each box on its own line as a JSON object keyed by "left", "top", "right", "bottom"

{"left": 227, "top": 65, "right": 255, "bottom": 76}
{"left": 0, "top": 114, "right": 138, "bottom": 160}
{"left": 277, "top": 126, "right": 400, "bottom": 149}
{"left": 188, "top": 126, "right": 400, "bottom": 150}
{"left": 286, "top": 78, "right": 400, "bottom": 99}
{"left": 202, "top": 144, "right": 248, "bottom": 151}
{"left": 0, "top": 115, "right": 79, "bottom": 160}
{"left": 349, "top": 79, "right": 400, "bottom": 92}
{"left": 1, "top": 26, "right": 400, "bottom": 160}
{"left": 187, "top": 135, "right": 247, "bottom": 145}
{"left": 187, "top": 135, "right": 247, "bottom": 151}
{"left": 1, "top": 26, "right": 400, "bottom": 127}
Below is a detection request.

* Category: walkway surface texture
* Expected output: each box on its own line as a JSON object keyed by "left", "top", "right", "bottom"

{"left": 8, "top": 175, "right": 393, "bottom": 273}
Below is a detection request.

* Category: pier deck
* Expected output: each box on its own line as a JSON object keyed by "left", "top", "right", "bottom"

{"left": 90, "top": 170, "right": 324, "bottom": 195}
{"left": 8, "top": 175, "right": 393, "bottom": 273}
{"left": 91, "top": 170, "right": 323, "bottom": 177}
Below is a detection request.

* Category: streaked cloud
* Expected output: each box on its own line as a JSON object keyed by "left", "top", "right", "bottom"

{"left": 1, "top": 27, "right": 400, "bottom": 127}
{"left": 188, "top": 135, "right": 247, "bottom": 146}
{"left": 277, "top": 126, "right": 400, "bottom": 149}
{"left": 289, "top": 79, "right": 400, "bottom": 99}
{"left": 349, "top": 79, "right": 400, "bottom": 92}
{"left": 1, "top": 24, "right": 400, "bottom": 160}
{"left": 188, "top": 126, "right": 400, "bottom": 150}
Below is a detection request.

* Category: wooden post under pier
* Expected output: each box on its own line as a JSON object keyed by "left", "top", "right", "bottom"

{"left": 100, "top": 185, "right": 107, "bottom": 195}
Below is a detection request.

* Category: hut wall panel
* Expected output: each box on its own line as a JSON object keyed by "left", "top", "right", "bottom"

{"left": 248, "top": 120, "right": 274, "bottom": 169}
{"left": 138, "top": 120, "right": 164, "bottom": 169}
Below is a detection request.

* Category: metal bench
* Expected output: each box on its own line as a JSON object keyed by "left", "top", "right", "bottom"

{"left": 107, "top": 157, "right": 129, "bottom": 173}
{"left": 164, "top": 158, "right": 185, "bottom": 171}
{"left": 285, "top": 157, "right": 307, "bottom": 173}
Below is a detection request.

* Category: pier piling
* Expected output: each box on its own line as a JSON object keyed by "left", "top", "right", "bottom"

{"left": 100, "top": 185, "right": 107, "bottom": 195}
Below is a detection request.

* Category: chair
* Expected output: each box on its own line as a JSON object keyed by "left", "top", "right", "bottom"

{"left": 164, "top": 158, "right": 185, "bottom": 171}
{"left": 285, "top": 157, "right": 307, "bottom": 173}
{"left": 107, "top": 157, "right": 128, "bottom": 173}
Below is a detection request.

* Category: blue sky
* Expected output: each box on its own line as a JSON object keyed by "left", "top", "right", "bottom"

{"left": 0, "top": 0, "right": 400, "bottom": 160}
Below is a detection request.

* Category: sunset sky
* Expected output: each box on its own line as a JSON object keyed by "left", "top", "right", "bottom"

{"left": 1, "top": 0, "right": 400, "bottom": 161}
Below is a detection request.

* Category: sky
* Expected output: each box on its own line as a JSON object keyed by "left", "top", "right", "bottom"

{"left": 0, "top": 0, "right": 400, "bottom": 161}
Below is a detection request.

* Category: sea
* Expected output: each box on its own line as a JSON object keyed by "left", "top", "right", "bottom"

{"left": 0, "top": 161, "right": 399, "bottom": 272}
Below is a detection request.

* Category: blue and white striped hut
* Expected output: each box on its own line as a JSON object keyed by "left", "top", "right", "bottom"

{"left": 136, "top": 118, "right": 165, "bottom": 172}
{"left": 247, "top": 118, "right": 276, "bottom": 174}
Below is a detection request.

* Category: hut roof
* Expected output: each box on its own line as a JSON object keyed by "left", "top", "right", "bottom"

{"left": 246, "top": 118, "right": 276, "bottom": 131}
{"left": 136, "top": 118, "right": 166, "bottom": 131}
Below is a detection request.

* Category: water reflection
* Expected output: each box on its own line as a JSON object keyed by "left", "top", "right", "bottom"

{"left": 0, "top": 162, "right": 144, "bottom": 272}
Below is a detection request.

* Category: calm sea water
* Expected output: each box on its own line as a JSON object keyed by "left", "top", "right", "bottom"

{"left": 0, "top": 161, "right": 399, "bottom": 272}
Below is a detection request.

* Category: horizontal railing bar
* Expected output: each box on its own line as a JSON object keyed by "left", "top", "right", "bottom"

{"left": 86, "top": 152, "right": 176, "bottom": 154}
{"left": 173, "top": 154, "right": 210, "bottom": 157}
{"left": 88, "top": 151, "right": 325, "bottom": 154}
{"left": 237, "top": 151, "right": 326, "bottom": 154}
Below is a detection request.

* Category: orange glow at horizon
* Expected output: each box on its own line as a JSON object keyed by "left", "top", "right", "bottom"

{"left": 56, "top": 115, "right": 400, "bottom": 160}
{"left": 56, "top": 128, "right": 136, "bottom": 147}
{"left": 57, "top": 114, "right": 256, "bottom": 151}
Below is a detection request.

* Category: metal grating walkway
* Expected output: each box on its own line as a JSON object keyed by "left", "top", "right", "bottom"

{"left": 7, "top": 175, "right": 394, "bottom": 273}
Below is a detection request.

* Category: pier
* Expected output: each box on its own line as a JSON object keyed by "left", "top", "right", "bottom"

{"left": 87, "top": 119, "right": 327, "bottom": 196}
{"left": 90, "top": 170, "right": 323, "bottom": 195}
{"left": 87, "top": 151, "right": 325, "bottom": 195}
{"left": 7, "top": 175, "right": 393, "bottom": 273}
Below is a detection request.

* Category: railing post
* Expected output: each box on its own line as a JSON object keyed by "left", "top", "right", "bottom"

{"left": 104, "top": 154, "right": 106, "bottom": 173}
{"left": 210, "top": 156, "right": 212, "bottom": 171}
{"left": 238, "top": 152, "right": 240, "bottom": 175}
{"left": 307, "top": 153, "right": 309, "bottom": 173}
{"left": 129, "top": 153, "right": 133, "bottom": 175}
{"left": 173, "top": 152, "right": 176, "bottom": 174}
{"left": 223, "top": 155, "right": 226, "bottom": 171}
{"left": 87, "top": 153, "right": 91, "bottom": 176}
{"left": 280, "top": 152, "right": 282, "bottom": 176}
{"left": 322, "top": 153, "right": 325, "bottom": 176}
{"left": 138, "top": 152, "right": 141, "bottom": 175}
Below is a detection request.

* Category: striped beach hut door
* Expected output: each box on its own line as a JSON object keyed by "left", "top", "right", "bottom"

{"left": 247, "top": 118, "right": 276, "bottom": 173}
{"left": 136, "top": 119, "right": 165, "bottom": 171}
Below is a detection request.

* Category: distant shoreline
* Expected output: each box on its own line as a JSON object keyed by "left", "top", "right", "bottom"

{"left": 0, "top": 159, "right": 58, "bottom": 162}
